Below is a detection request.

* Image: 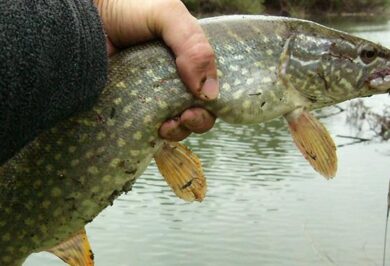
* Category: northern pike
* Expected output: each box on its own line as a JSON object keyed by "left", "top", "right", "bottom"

{"left": 1, "top": 15, "right": 390, "bottom": 265}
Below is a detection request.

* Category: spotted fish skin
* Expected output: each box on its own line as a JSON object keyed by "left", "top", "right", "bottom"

{"left": 1, "top": 15, "right": 390, "bottom": 265}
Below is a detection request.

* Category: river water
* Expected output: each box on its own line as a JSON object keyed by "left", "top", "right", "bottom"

{"left": 25, "top": 18, "right": 390, "bottom": 266}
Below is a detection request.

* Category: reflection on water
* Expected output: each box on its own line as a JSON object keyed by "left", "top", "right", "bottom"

{"left": 25, "top": 20, "right": 390, "bottom": 266}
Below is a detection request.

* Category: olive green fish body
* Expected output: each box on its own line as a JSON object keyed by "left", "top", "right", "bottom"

{"left": 1, "top": 16, "right": 390, "bottom": 265}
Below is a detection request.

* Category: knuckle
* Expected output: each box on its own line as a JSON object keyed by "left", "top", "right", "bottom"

{"left": 187, "top": 42, "right": 215, "bottom": 68}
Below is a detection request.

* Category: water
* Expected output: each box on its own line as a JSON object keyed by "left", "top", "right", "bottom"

{"left": 25, "top": 19, "right": 390, "bottom": 266}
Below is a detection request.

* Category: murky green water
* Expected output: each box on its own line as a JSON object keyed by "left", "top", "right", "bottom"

{"left": 25, "top": 19, "right": 390, "bottom": 266}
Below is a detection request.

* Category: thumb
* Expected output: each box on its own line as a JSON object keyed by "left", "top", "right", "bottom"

{"left": 150, "top": 1, "right": 219, "bottom": 100}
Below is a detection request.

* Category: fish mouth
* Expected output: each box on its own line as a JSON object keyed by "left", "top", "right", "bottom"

{"left": 368, "top": 68, "right": 390, "bottom": 92}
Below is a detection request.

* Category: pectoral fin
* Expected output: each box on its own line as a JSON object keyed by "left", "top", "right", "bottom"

{"left": 285, "top": 109, "right": 337, "bottom": 179}
{"left": 154, "top": 141, "right": 207, "bottom": 202}
{"left": 48, "top": 228, "right": 94, "bottom": 266}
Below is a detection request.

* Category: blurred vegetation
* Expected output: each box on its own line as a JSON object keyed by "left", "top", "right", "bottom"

{"left": 182, "top": 0, "right": 264, "bottom": 15}
{"left": 347, "top": 100, "right": 390, "bottom": 141}
{"left": 182, "top": 0, "right": 390, "bottom": 17}
{"left": 265, "top": 0, "right": 390, "bottom": 17}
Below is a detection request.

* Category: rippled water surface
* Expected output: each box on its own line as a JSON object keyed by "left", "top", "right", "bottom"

{"left": 25, "top": 19, "right": 390, "bottom": 266}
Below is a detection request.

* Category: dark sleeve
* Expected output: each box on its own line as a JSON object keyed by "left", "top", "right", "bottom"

{"left": 0, "top": 0, "right": 108, "bottom": 164}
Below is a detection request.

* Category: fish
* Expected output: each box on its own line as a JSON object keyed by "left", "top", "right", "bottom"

{"left": 1, "top": 15, "right": 390, "bottom": 265}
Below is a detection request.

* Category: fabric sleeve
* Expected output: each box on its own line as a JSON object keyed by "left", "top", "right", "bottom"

{"left": 0, "top": 0, "right": 108, "bottom": 164}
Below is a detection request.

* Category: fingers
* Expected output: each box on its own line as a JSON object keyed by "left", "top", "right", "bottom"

{"left": 180, "top": 108, "right": 216, "bottom": 133}
{"left": 159, "top": 108, "right": 216, "bottom": 141}
{"left": 175, "top": 43, "right": 219, "bottom": 100}
{"left": 95, "top": 0, "right": 219, "bottom": 141}
{"left": 96, "top": 0, "right": 219, "bottom": 101}
{"left": 152, "top": 0, "right": 219, "bottom": 100}
{"left": 152, "top": 1, "right": 219, "bottom": 140}
{"left": 159, "top": 118, "right": 191, "bottom": 142}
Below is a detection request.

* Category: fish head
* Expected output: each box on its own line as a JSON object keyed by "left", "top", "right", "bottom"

{"left": 285, "top": 24, "right": 390, "bottom": 107}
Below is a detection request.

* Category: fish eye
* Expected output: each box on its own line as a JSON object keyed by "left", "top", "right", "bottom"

{"left": 359, "top": 45, "right": 378, "bottom": 64}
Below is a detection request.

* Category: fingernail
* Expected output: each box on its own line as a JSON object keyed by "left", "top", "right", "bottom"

{"left": 200, "top": 78, "right": 219, "bottom": 100}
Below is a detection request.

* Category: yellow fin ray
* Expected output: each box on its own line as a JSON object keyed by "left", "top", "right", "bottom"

{"left": 47, "top": 228, "right": 94, "bottom": 266}
{"left": 285, "top": 109, "right": 337, "bottom": 179}
{"left": 154, "top": 141, "right": 207, "bottom": 202}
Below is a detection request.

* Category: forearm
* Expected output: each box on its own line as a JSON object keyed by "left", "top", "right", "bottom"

{"left": 0, "top": 0, "right": 107, "bottom": 164}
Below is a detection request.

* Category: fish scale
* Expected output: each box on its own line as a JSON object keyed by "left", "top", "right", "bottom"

{"left": 1, "top": 15, "right": 390, "bottom": 265}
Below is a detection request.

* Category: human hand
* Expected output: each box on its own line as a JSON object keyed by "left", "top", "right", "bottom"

{"left": 94, "top": 0, "right": 218, "bottom": 141}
